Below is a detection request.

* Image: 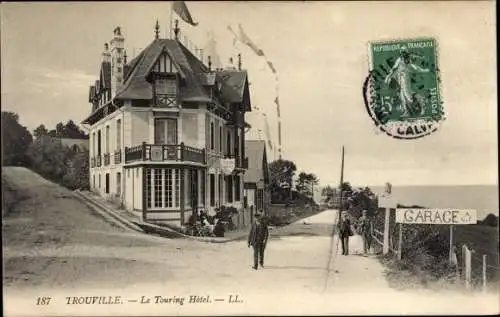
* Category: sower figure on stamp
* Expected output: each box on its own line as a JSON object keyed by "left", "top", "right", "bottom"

{"left": 248, "top": 212, "right": 269, "bottom": 270}
{"left": 338, "top": 211, "right": 353, "bottom": 256}
{"left": 358, "top": 210, "right": 372, "bottom": 256}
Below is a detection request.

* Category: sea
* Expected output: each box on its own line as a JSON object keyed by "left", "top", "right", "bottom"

{"left": 316, "top": 185, "right": 498, "bottom": 221}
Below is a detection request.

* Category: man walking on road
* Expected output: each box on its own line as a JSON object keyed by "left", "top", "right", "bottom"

{"left": 338, "top": 211, "right": 353, "bottom": 255}
{"left": 358, "top": 210, "right": 372, "bottom": 256}
{"left": 248, "top": 212, "right": 269, "bottom": 270}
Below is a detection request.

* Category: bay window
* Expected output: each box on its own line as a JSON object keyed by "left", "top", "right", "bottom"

{"left": 145, "top": 168, "right": 181, "bottom": 209}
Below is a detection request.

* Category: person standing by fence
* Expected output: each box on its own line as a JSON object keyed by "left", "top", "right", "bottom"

{"left": 338, "top": 211, "right": 353, "bottom": 255}
{"left": 248, "top": 212, "right": 269, "bottom": 270}
{"left": 358, "top": 210, "right": 372, "bottom": 256}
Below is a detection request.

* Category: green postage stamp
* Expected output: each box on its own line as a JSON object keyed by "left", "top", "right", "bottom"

{"left": 364, "top": 38, "right": 444, "bottom": 139}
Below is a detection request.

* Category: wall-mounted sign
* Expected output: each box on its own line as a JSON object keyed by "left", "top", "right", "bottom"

{"left": 221, "top": 158, "right": 235, "bottom": 175}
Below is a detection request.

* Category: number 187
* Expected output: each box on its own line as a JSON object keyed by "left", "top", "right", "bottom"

{"left": 36, "top": 297, "right": 51, "bottom": 306}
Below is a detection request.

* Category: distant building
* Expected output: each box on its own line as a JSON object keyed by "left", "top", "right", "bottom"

{"left": 59, "top": 138, "right": 89, "bottom": 153}
{"left": 244, "top": 140, "right": 270, "bottom": 218}
{"left": 82, "top": 25, "right": 252, "bottom": 227}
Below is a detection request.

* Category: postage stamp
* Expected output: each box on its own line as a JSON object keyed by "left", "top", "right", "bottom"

{"left": 364, "top": 38, "right": 444, "bottom": 139}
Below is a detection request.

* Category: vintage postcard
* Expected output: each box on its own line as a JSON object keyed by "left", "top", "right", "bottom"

{"left": 1, "top": 1, "right": 498, "bottom": 316}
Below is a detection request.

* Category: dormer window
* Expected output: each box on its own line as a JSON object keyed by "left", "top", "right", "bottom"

{"left": 154, "top": 77, "right": 178, "bottom": 107}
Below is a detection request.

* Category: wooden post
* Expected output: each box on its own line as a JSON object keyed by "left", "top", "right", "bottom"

{"left": 482, "top": 254, "right": 487, "bottom": 292}
{"left": 397, "top": 223, "right": 403, "bottom": 260}
{"left": 464, "top": 245, "right": 472, "bottom": 290}
{"left": 449, "top": 225, "right": 454, "bottom": 265}
{"left": 383, "top": 207, "right": 390, "bottom": 255}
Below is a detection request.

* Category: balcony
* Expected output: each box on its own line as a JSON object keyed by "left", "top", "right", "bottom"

{"left": 91, "top": 157, "right": 96, "bottom": 168}
{"left": 124, "top": 142, "right": 206, "bottom": 164}
{"left": 114, "top": 149, "right": 122, "bottom": 164}
{"left": 96, "top": 155, "right": 102, "bottom": 167}
{"left": 103, "top": 153, "right": 110, "bottom": 166}
{"left": 154, "top": 94, "right": 178, "bottom": 109}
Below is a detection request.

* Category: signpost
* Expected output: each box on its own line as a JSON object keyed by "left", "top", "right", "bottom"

{"left": 379, "top": 182, "right": 395, "bottom": 255}
{"left": 395, "top": 208, "right": 477, "bottom": 264}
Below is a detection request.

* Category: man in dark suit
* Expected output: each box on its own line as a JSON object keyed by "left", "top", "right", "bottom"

{"left": 338, "top": 211, "right": 353, "bottom": 255}
{"left": 358, "top": 210, "right": 372, "bottom": 256}
{"left": 248, "top": 212, "right": 269, "bottom": 270}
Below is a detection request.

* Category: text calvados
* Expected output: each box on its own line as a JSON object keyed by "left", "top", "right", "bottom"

{"left": 395, "top": 209, "right": 477, "bottom": 224}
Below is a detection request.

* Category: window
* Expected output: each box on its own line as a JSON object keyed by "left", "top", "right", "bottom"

{"left": 116, "top": 119, "right": 121, "bottom": 150}
{"left": 154, "top": 168, "right": 162, "bottom": 208}
{"left": 156, "top": 78, "right": 177, "bottom": 95}
{"left": 105, "top": 173, "right": 110, "bottom": 194}
{"left": 97, "top": 130, "right": 102, "bottom": 155}
{"left": 105, "top": 125, "right": 110, "bottom": 153}
{"left": 219, "top": 125, "right": 223, "bottom": 152}
{"left": 116, "top": 172, "right": 121, "bottom": 196}
{"left": 235, "top": 175, "right": 241, "bottom": 201}
{"left": 235, "top": 130, "right": 240, "bottom": 156}
{"left": 145, "top": 168, "right": 181, "bottom": 209}
{"left": 93, "top": 175, "right": 95, "bottom": 189}
{"left": 185, "top": 170, "right": 191, "bottom": 208}
{"left": 155, "top": 118, "right": 177, "bottom": 145}
{"left": 218, "top": 174, "right": 223, "bottom": 206}
{"left": 226, "top": 175, "right": 233, "bottom": 203}
{"left": 92, "top": 132, "right": 96, "bottom": 156}
{"left": 209, "top": 174, "right": 215, "bottom": 207}
{"left": 127, "top": 169, "right": 130, "bottom": 178}
{"left": 226, "top": 129, "right": 231, "bottom": 155}
{"left": 98, "top": 174, "right": 101, "bottom": 188}
{"left": 210, "top": 121, "right": 215, "bottom": 150}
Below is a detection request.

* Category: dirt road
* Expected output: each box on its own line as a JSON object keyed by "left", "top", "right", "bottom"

{"left": 3, "top": 167, "right": 498, "bottom": 316}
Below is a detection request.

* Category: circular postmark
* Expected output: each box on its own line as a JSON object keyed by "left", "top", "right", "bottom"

{"left": 363, "top": 38, "right": 445, "bottom": 140}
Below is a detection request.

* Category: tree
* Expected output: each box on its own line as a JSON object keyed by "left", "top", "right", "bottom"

{"left": 269, "top": 159, "right": 297, "bottom": 203}
{"left": 296, "top": 172, "right": 319, "bottom": 198}
{"left": 33, "top": 124, "right": 48, "bottom": 139}
{"left": 481, "top": 213, "right": 499, "bottom": 227}
{"left": 55, "top": 122, "right": 65, "bottom": 137}
{"left": 1, "top": 111, "right": 33, "bottom": 166}
{"left": 321, "top": 185, "right": 337, "bottom": 203}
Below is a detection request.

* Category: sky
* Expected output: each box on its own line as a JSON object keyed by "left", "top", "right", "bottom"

{"left": 1, "top": 1, "right": 497, "bottom": 187}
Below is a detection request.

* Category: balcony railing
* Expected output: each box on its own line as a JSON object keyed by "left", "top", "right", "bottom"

{"left": 124, "top": 142, "right": 206, "bottom": 164}
{"left": 114, "top": 149, "right": 122, "bottom": 164}
{"left": 154, "top": 94, "right": 178, "bottom": 108}
{"left": 103, "top": 153, "right": 110, "bottom": 166}
{"left": 91, "top": 157, "right": 96, "bottom": 168}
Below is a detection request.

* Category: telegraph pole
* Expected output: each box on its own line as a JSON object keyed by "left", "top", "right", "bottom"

{"left": 338, "top": 146, "right": 345, "bottom": 222}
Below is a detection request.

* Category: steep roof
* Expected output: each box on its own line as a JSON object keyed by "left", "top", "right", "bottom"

{"left": 100, "top": 61, "right": 111, "bottom": 89}
{"left": 114, "top": 38, "right": 251, "bottom": 107}
{"left": 244, "top": 140, "right": 268, "bottom": 184}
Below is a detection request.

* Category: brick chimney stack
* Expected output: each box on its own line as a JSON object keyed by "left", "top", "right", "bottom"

{"left": 110, "top": 26, "right": 125, "bottom": 98}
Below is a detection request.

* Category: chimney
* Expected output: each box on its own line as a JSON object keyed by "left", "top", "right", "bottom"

{"left": 237, "top": 53, "right": 242, "bottom": 71}
{"left": 110, "top": 26, "right": 125, "bottom": 98}
{"left": 208, "top": 55, "right": 212, "bottom": 71}
{"left": 227, "top": 57, "right": 236, "bottom": 70}
{"left": 101, "top": 43, "right": 111, "bottom": 63}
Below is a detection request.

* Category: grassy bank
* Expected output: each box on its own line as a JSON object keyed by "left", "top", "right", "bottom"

{"left": 2, "top": 171, "right": 29, "bottom": 217}
{"left": 371, "top": 208, "right": 499, "bottom": 291}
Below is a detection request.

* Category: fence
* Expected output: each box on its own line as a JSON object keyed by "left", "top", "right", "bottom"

{"left": 370, "top": 208, "right": 500, "bottom": 292}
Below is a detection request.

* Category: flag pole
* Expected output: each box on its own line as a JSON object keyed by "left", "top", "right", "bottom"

{"left": 169, "top": 2, "right": 174, "bottom": 39}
